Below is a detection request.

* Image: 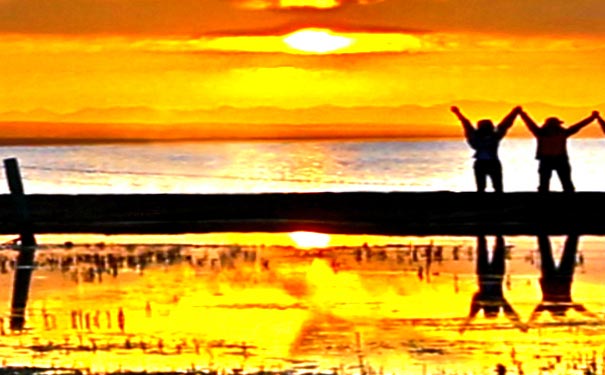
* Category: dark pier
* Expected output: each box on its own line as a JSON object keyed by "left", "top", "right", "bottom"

{"left": 0, "top": 192, "right": 603, "bottom": 236}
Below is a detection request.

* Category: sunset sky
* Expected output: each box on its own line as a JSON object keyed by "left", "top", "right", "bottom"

{"left": 1, "top": 0, "right": 605, "bottom": 138}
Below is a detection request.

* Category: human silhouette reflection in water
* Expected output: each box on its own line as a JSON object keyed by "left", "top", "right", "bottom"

{"left": 459, "top": 235, "right": 527, "bottom": 334}
{"left": 527, "top": 235, "right": 597, "bottom": 324}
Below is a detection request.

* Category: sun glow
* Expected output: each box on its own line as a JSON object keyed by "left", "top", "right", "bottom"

{"left": 289, "top": 231, "right": 331, "bottom": 248}
{"left": 280, "top": 0, "right": 339, "bottom": 8}
{"left": 283, "top": 28, "right": 353, "bottom": 53}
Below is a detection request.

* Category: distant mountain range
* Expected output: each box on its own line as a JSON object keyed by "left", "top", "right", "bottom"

{"left": 0, "top": 101, "right": 603, "bottom": 143}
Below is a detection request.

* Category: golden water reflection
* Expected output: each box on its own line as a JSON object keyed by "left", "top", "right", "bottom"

{"left": 0, "top": 238, "right": 603, "bottom": 374}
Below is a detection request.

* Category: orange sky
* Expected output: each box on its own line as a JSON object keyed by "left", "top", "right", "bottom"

{"left": 0, "top": 0, "right": 604, "bottom": 138}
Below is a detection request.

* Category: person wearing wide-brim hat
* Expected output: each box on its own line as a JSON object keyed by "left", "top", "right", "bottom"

{"left": 519, "top": 109, "right": 599, "bottom": 192}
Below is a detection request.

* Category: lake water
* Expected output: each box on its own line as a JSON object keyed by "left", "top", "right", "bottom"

{"left": 1, "top": 138, "right": 605, "bottom": 194}
{"left": 0, "top": 139, "right": 604, "bottom": 375}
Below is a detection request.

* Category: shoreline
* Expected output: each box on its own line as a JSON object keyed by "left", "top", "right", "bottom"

{"left": 0, "top": 135, "right": 602, "bottom": 147}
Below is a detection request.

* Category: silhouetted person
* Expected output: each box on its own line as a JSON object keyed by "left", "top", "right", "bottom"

{"left": 451, "top": 106, "right": 521, "bottom": 192}
{"left": 459, "top": 235, "right": 527, "bottom": 333}
{"left": 519, "top": 109, "right": 599, "bottom": 192}
{"left": 527, "top": 235, "right": 597, "bottom": 324}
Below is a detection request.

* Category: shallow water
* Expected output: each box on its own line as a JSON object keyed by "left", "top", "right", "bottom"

{"left": 0, "top": 240, "right": 603, "bottom": 375}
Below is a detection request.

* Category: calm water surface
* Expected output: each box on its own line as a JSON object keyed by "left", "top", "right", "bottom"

{"left": 1, "top": 138, "right": 605, "bottom": 193}
{"left": 0, "top": 241, "right": 602, "bottom": 375}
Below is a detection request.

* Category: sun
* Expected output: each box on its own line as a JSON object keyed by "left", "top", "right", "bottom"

{"left": 283, "top": 28, "right": 354, "bottom": 53}
{"left": 289, "top": 231, "right": 331, "bottom": 248}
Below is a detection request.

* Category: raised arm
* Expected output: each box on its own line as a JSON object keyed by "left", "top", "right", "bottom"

{"left": 459, "top": 295, "right": 481, "bottom": 334}
{"left": 572, "top": 303, "right": 600, "bottom": 319}
{"left": 566, "top": 111, "right": 599, "bottom": 136}
{"left": 496, "top": 106, "right": 521, "bottom": 137}
{"left": 518, "top": 109, "right": 540, "bottom": 136}
{"left": 451, "top": 106, "right": 474, "bottom": 137}
{"left": 502, "top": 300, "right": 528, "bottom": 332}
{"left": 596, "top": 114, "right": 605, "bottom": 134}
{"left": 526, "top": 304, "right": 546, "bottom": 328}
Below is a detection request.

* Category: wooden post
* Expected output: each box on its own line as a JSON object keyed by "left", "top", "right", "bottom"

{"left": 3, "top": 158, "right": 37, "bottom": 331}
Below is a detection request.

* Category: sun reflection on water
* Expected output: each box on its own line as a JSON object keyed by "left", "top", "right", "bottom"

{"left": 289, "top": 232, "right": 331, "bottom": 249}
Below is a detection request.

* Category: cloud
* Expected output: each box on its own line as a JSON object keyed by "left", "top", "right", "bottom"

{"left": 3, "top": 30, "right": 604, "bottom": 57}
{"left": 334, "top": 0, "right": 605, "bottom": 36}
{"left": 0, "top": 0, "right": 285, "bottom": 35}
{"left": 0, "top": 0, "right": 603, "bottom": 37}
{"left": 234, "top": 0, "right": 384, "bottom": 10}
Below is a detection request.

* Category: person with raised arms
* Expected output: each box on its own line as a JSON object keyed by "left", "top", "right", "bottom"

{"left": 518, "top": 109, "right": 599, "bottom": 192}
{"left": 451, "top": 106, "right": 522, "bottom": 192}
